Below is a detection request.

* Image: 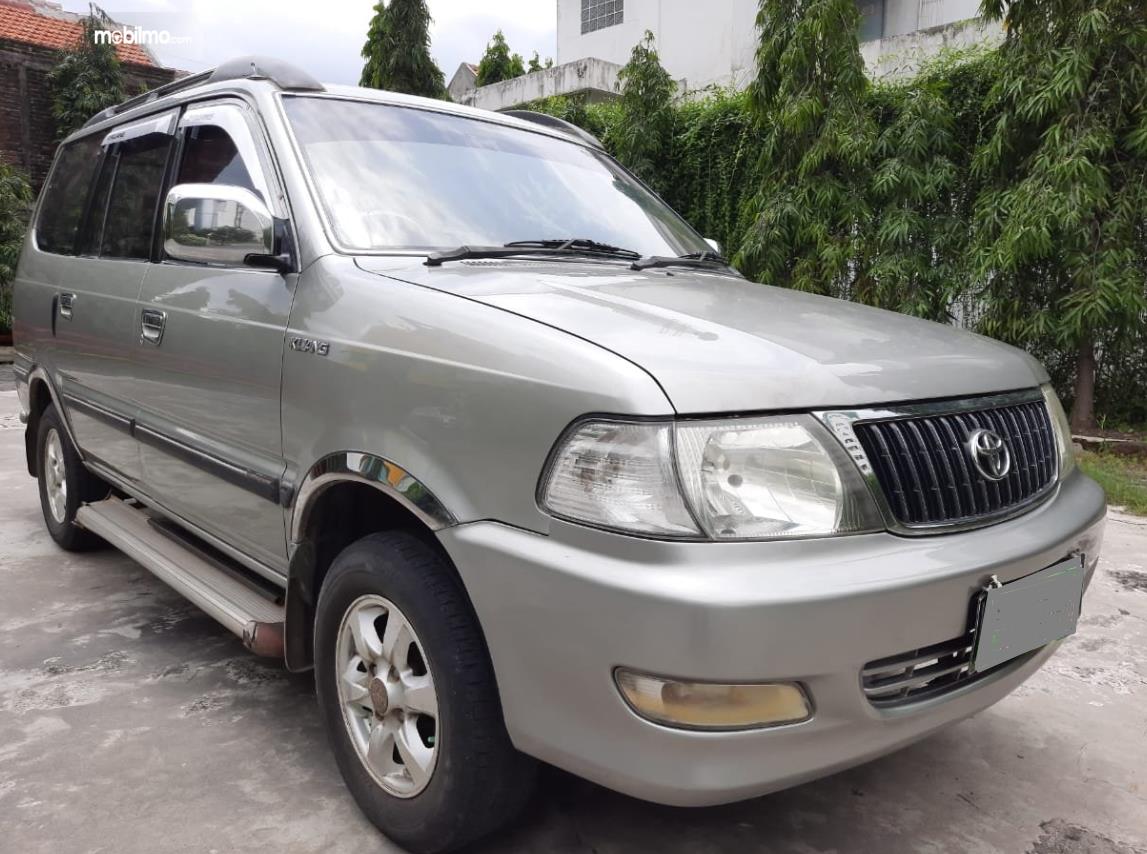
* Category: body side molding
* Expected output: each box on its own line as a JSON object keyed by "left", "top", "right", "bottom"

{"left": 289, "top": 451, "right": 457, "bottom": 546}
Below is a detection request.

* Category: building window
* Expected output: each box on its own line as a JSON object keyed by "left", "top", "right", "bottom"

{"left": 857, "top": 0, "right": 885, "bottom": 41}
{"left": 581, "top": 0, "right": 623, "bottom": 34}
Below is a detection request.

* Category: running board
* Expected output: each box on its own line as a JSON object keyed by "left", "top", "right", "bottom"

{"left": 76, "top": 498, "right": 285, "bottom": 657}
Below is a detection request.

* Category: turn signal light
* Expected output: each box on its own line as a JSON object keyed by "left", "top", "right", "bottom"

{"left": 615, "top": 669, "right": 812, "bottom": 730}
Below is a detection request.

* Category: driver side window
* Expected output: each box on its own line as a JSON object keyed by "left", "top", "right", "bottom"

{"left": 163, "top": 105, "right": 280, "bottom": 268}
{"left": 177, "top": 124, "right": 260, "bottom": 199}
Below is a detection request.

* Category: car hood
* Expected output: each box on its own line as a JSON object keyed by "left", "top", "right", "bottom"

{"left": 356, "top": 258, "right": 1047, "bottom": 414}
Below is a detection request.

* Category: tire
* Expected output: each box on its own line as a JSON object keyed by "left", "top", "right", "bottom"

{"left": 36, "top": 404, "right": 110, "bottom": 551}
{"left": 315, "top": 531, "right": 536, "bottom": 853}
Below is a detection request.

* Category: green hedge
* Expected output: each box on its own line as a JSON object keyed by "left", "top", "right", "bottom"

{"left": 0, "top": 161, "right": 34, "bottom": 335}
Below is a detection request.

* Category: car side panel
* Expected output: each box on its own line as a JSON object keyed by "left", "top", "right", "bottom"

{"left": 133, "top": 262, "right": 294, "bottom": 572}
{"left": 281, "top": 255, "right": 673, "bottom": 539}
{"left": 14, "top": 245, "right": 145, "bottom": 479}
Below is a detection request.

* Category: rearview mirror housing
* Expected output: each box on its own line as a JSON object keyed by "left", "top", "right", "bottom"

{"left": 163, "top": 183, "right": 276, "bottom": 268}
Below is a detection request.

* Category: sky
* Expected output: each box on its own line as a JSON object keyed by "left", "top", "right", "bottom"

{"left": 57, "top": 0, "right": 558, "bottom": 85}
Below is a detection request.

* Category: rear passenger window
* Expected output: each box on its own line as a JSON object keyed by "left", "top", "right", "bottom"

{"left": 99, "top": 134, "right": 173, "bottom": 260}
{"left": 35, "top": 135, "right": 102, "bottom": 255}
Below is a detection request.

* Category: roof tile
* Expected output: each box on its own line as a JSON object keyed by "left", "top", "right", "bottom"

{"left": 0, "top": 2, "right": 157, "bottom": 66}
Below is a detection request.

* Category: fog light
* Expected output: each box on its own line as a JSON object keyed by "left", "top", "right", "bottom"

{"left": 614, "top": 669, "right": 811, "bottom": 730}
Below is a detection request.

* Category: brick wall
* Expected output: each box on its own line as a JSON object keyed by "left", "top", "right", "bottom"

{"left": 0, "top": 39, "right": 177, "bottom": 190}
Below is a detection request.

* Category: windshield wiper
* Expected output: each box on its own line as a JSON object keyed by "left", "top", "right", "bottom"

{"left": 630, "top": 251, "right": 731, "bottom": 272}
{"left": 504, "top": 238, "right": 641, "bottom": 259}
{"left": 425, "top": 239, "right": 642, "bottom": 267}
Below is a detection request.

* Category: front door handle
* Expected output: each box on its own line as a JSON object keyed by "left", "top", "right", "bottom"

{"left": 140, "top": 309, "right": 167, "bottom": 345}
{"left": 58, "top": 292, "right": 76, "bottom": 320}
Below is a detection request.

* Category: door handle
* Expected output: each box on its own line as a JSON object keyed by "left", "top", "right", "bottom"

{"left": 140, "top": 309, "right": 167, "bottom": 345}
{"left": 58, "top": 292, "right": 76, "bottom": 320}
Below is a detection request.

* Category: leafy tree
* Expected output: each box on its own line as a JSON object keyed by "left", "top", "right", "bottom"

{"left": 857, "top": 68, "right": 964, "bottom": 321}
{"left": 359, "top": 0, "right": 388, "bottom": 88}
{"left": 525, "top": 52, "right": 554, "bottom": 74}
{"left": 359, "top": 0, "right": 446, "bottom": 98}
{"left": 46, "top": 16, "right": 124, "bottom": 139}
{"left": 614, "top": 31, "right": 676, "bottom": 194}
{"left": 477, "top": 30, "right": 525, "bottom": 85}
{"left": 0, "top": 162, "right": 34, "bottom": 334}
{"left": 736, "top": 0, "right": 874, "bottom": 294}
{"left": 971, "top": 0, "right": 1147, "bottom": 430}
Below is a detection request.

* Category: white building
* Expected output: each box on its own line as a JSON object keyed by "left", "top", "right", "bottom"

{"left": 557, "top": 0, "right": 1000, "bottom": 90}
{"left": 451, "top": 0, "right": 1002, "bottom": 110}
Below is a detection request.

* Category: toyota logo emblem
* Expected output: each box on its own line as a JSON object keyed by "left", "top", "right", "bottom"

{"left": 968, "top": 428, "right": 1011, "bottom": 481}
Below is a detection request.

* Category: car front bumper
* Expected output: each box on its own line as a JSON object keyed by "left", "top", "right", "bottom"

{"left": 438, "top": 471, "right": 1106, "bottom": 806}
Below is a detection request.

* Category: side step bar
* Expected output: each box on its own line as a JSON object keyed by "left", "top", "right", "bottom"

{"left": 76, "top": 498, "right": 286, "bottom": 657}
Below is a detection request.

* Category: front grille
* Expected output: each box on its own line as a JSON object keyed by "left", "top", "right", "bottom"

{"left": 853, "top": 398, "right": 1056, "bottom": 527}
{"left": 861, "top": 632, "right": 1038, "bottom": 708}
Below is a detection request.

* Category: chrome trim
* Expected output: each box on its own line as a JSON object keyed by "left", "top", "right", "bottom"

{"left": 162, "top": 183, "right": 275, "bottom": 268}
{"left": 813, "top": 388, "right": 1058, "bottom": 536}
{"left": 84, "top": 458, "right": 288, "bottom": 585}
{"left": 289, "top": 452, "right": 457, "bottom": 546}
{"left": 139, "top": 308, "right": 166, "bottom": 345}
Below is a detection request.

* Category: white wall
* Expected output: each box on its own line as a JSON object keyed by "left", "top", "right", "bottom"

{"left": 556, "top": 0, "right": 990, "bottom": 90}
{"left": 456, "top": 58, "right": 625, "bottom": 111}
{"left": 557, "top": 0, "right": 760, "bottom": 92}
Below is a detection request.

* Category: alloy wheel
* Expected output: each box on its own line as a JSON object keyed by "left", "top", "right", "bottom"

{"left": 43, "top": 428, "right": 68, "bottom": 524}
{"left": 335, "top": 594, "right": 439, "bottom": 797}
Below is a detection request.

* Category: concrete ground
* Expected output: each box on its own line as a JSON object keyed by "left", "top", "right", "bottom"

{"left": 1, "top": 380, "right": 1145, "bottom": 854}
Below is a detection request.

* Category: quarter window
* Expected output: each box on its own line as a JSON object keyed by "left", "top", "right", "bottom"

{"left": 581, "top": 0, "right": 623, "bottom": 34}
{"left": 35, "top": 135, "right": 102, "bottom": 255}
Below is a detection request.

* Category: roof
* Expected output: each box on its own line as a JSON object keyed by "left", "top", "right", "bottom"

{"left": 0, "top": 0, "right": 158, "bottom": 66}
{"left": 72, "top": 69, "right": 600, "bottom": 155}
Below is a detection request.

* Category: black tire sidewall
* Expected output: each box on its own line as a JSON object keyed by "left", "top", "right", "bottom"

{"left": 314, "top": 533, "right": 510, "bottom": 852}
{"left": 35, "top": 406, "right": 105, "bottom": 549}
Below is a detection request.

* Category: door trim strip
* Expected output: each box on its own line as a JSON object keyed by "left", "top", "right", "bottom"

{"left": 134, "top": 423, "right": 282, "bottom": 504}
{"left": 63, "top": 393, "right": 134, "bottom": 433}
{"left": 62, "top": 387, "right": 282, "bottom": 505}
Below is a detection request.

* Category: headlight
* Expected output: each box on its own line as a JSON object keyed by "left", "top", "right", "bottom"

{"left": 1041, "top": 384, "right": 1076, "bottom": 478}
{"left": 539, "top": 421, "right": 701, "bottom": 537}
{"left": 540, "top": 416, "right": 882, "bottom": 540}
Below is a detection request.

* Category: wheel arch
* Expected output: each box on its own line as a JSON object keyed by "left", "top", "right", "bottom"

{"left": 283, "top": 452, "right": 463, "bottom": 672}
{"left": 24, "top": 368, "right": 76, "bottom": 478}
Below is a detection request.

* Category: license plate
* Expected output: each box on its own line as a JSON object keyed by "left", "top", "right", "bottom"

{"left": 973, "top": 556, "right": 1085, "bottom": 673}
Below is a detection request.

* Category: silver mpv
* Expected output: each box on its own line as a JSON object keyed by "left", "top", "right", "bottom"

{"left": 12, "top": 57, "right": 1106, "bottom": 852}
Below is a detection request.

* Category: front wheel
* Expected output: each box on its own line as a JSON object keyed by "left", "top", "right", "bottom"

{"left": 314, "top": 531, "right": 536, "bottom": 853}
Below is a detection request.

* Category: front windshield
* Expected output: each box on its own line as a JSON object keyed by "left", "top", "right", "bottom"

{"left": 283, "top": 95, "right": 710, "bottom": 256}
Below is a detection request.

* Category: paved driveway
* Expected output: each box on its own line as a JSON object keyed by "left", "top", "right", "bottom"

{"left": 1, "top": 385, "right": 1145, "bottom": 853}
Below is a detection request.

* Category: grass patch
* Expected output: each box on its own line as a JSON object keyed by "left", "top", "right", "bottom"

{"left": 1077, "top": 451, "right": 1147, "bottom": 516}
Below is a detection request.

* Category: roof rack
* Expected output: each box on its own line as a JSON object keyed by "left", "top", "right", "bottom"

{"left": 499, "top": 110, "right": 604, "bottom": 150}
{"left": 81, "top": 56, "right": 323, "bottom": 130}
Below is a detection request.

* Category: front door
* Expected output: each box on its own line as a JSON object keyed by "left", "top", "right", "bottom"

{"left": 133, "top": 100, "right": 294, "bottom": 573}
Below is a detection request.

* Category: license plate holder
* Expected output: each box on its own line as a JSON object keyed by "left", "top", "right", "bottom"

{"left": 973, "top": 555, "right": 1085, "bottom": 673}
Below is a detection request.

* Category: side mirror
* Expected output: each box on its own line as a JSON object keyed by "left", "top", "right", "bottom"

{"left": 163, "top": 183, "right": 280, "bottom": 269}
{"left": 704, "top": 237, "right": 722, "bottom": 255}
